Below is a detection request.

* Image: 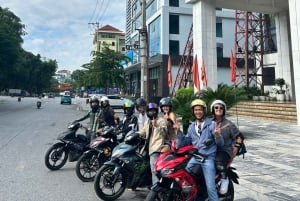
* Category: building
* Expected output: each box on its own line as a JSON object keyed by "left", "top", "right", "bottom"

{"left": 93, "top": 24, "right": 125, "bottom": 53}
{"left": 124, "top": 0, "right": 237, "bottom": 101}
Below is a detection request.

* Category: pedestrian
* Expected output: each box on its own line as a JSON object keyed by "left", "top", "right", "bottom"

{"left": 185, "top": 99, "right": 224, "bottom": 201}
{"left": 210, "top": 99, "right": 241, "bottom": 194}
{"left": 135, "top": 97, "right": 148, "bottom": 130}
{"left": 159, "top": 97, "right": 179, "bottom": 140}
{"left": 137, "top": 102, "right": 169, "bottom": 185}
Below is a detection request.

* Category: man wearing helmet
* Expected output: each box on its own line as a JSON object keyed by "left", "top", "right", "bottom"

{"left": 211, "top": 99, "right": 241, "bottom": 194}
{"left": 97, "top": 96, "right": 120, "bottom": 130}
{"left": 121, "top": 100, "right": 138, "bottom": 134}
{"left": 135, "top": 97, "right": 148, "bottom": 130}
{"left": 137, "top": 102, "right": 168, "bottom": 185}
{"left": 74, "top": 96, "right": 102, "bottom": 140}
{"left": 185, "top": 99, "right": 224, "bottom": 201}
{"left": 159, "top": 97, "right": 179, "bottom": 139}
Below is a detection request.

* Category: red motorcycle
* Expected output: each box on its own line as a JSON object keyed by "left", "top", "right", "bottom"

{"left": 145, "top": 135, "right": 239, "bottom": 201}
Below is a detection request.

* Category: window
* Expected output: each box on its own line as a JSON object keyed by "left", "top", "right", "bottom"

{"left": 217, "top": 47, "right": 223, "bottom": 58}
{"left": 112, "top": 42, "right": 115, "bottom": 46}
{"left": 169, "top": 40, "right": 180, "bottom": 55}
{"left": 169, "top": 15, "right": 179, "bottom": 34}
{"left": 216, "top": 22, "right": 223, "bottom": 37}
{"left": 170, "top": 0, "right": 179, "bottom": 7}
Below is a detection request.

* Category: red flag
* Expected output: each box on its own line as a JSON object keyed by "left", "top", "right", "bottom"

{"left": 201, "top": 57, "right": 207, "bottom": 87}
{"left": 192, "top": 55, "right": 200, "bottom": 92}
{"left": 167, "top": 55, "right": 172, "bottom": 88}
{"left": 230, "top": 50, "right": 236, "bottom": 84}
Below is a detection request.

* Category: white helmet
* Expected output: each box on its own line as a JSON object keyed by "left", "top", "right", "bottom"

{"left": 210, "top": 100, "right": 227, "bottom": 116}
{"left": 100, "top": 96, "right": 109, "bottom": 108}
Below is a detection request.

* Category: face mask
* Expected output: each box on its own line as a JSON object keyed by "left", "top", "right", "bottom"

{"left": 91, "top": 105, "right": 99, "bottom": 113}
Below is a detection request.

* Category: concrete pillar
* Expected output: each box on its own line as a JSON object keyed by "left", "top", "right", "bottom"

{"left": 289, "top": 0, "right": 300, "bottom": 125}
{"left": 275, "top": 11, "right": 293, "bottom": 100}
{"left": 186, "top": 0, "right": 218, "bottom": 90}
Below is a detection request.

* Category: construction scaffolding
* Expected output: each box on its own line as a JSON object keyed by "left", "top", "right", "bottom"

{"left": 171, "top": 11, "right": 272, "bottom": 96}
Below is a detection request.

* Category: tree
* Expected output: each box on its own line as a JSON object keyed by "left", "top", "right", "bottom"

{"left": 0, "top": 7, "right": 26, "bottom": 91}
{"left": 81, "top": 47, "right": 129, "bottom": 93}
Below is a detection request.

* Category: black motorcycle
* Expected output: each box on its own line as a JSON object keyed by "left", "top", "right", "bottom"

{"left": 94, "top": 132, "right": 152, "bottom": 201}
{"left": 44, "top": 122, "right": 90, "bottom": 170}
{"left": 37, "top": 100, "right": 42, "bottom": 109}
{"left": 75, "top": 126, "right": 125, "bottom": 182}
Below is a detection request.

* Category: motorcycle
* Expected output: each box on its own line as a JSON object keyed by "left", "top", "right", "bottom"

{"left": 44, "top": 122, "right": 90, "bottom": 170}
{"left": 93, "top": 132, "right": 152, "bottom": 201}
{"left": 145, "top": 135, "right": 239, "bottom": 201}
{"left": 37, "top": 100, "right": 42, "bottom": 109}
{"left": 75, "top": 126, "right": 125, "bottom": 182}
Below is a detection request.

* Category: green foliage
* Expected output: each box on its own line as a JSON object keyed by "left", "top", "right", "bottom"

{"left": 173, "top": 84, "right": 247, "bottom": 133}
{"left": 81, "top": 47, "right": 129, "bottom": 93}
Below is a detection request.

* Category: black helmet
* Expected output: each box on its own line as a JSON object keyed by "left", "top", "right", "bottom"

{"left": 123, "top": 100, "right": 135, "bottom": 117}
{"left": 135, "top": 97, "right": 147, "bottom": 110}
{"left": 90, "top": 96, "right": 100, "bottom": 112}
{"left": 90, "top": 96, "right": 99, "bottom": 103}
{"left": 159, "top": 97, "right": 172, "bottom": 112}
{"left": 146, "top": 102, "right": 158, "bottom": 120}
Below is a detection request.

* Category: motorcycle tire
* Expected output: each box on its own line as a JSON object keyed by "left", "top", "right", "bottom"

{"left": 145, "top": 189, "right": 183, "bottom": 201}
{"left": 94, "top": 164, "right": 127, "bottom": 201}
{"left": 219, "top": 180, "right": 234, "bottom": 201}
{"left": 75, "top": 152, "right": 105, "bottom": 182}
{"left": 45, "top": 143, "right": 68, "bottom": 170}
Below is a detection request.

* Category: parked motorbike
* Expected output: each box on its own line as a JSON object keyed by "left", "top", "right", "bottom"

{"left": 37, "top": 100, "right": 42, "bottom": 109}
{"left": 75, "top": 126, "right": 125, "bottom": 182}
{"left": 145, "top": 135, "right": 239, "bottom": 201}
{"left": 44, "top": 122, "right": 90, "bottom": 170}
{"left": 94, "top": 132, "right": 152, "bottom": 201}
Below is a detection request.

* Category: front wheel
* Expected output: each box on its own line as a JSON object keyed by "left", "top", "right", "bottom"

{"left": 45, "top": 143, "right": 68, "bottom": 170}
{"left": 75, "top": 151, "right": 105, "bottom": 182}
{"left": 145, "top": 189, "right": 183, "bottom": 201}
{"left": 94, "top": 164, "right": 127, "bottom": 201}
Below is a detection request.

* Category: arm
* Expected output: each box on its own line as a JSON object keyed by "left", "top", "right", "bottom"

{"left": 75, "top": 112, "right": 90, "bottom": 122}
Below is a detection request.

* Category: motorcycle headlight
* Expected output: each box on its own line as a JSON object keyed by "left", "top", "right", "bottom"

{"left": 160, "top": 168, "right": 175, "bottom": 176}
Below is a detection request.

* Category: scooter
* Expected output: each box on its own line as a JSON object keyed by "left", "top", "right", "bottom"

{"left": 37, "top": 100, "right": 42, "bottom": 109}
{"left": 94, "top": 132, "right": 152, "bottom": 201}
{"left": 44, "top": 122, "right": 90, "bottom": 170}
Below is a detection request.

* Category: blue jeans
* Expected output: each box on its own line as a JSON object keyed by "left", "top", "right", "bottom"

{"left": 186, "top": 157, "right": 219, "bottom": 201}
{"left": 150, "top": 152, "right": 160, "bottom": 184}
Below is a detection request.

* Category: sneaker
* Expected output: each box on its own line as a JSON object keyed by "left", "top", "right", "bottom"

{"left": 219, "top": 178, "right": 229, "bottom": 194}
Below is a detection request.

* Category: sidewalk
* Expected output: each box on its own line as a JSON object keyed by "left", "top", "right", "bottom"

{"left": 228, "top": 116, "right": 300, "bottom": 201}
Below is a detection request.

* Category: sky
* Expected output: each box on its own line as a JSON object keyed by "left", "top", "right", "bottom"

{"left": 0, "top": 0, "right": 126, "bottom": 72}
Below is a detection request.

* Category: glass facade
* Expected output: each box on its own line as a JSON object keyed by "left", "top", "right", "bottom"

{"left": 149, "top": 16, "right": 161, "bottom": 57}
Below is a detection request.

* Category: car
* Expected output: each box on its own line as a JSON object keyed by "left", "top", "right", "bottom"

{"left": 60, "top": 95, "right": 72, "bottom": 104}
{"left": 105, "top": 95, "right": 128, "bottom": 109}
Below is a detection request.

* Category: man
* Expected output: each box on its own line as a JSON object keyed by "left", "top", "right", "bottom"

{"left": 74, "top": 96, "right": 102, "bottom": 140}
{"left": 135, "top": 97, "right": 148, "bottom": 130}
{"left": 185, "top": 99, "right": 224, "bottom": 201}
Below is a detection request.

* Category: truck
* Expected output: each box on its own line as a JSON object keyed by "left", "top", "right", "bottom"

{"left": 9, "top": 89, "right": 22, "bottom": 96}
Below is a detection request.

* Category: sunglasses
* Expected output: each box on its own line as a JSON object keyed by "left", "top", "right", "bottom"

{"left": 214, "top": 106, "right": 224, "bottom": 110}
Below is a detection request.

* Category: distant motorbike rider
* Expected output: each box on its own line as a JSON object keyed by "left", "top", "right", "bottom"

{"left": 121, "top": 100, "right": 138, "bottom": 134}
{"left": 74, "top": 96, "right": 102, "bottom": 139}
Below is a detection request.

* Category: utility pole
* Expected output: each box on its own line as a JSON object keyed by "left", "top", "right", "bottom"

{"left": 140, "top": 0, "right": 148, "bottom": 100}
{"left": 89, "top": 22, "right": 100, "bottom": 52}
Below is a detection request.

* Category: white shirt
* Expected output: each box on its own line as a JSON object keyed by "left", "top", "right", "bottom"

{"left": 138, "top": 113, "right": 148, "bottom": 131}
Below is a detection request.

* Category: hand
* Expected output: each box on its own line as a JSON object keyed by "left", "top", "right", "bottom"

{"left": 214, "top": 122, "right": 221, "bottom": 137}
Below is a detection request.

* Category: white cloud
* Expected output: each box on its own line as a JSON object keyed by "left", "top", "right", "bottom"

{"left": 0, "top": 0, "right": 126, "bottom": 72}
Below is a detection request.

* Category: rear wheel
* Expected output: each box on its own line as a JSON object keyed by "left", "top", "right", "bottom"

{"left": 45, "top": 143, "right": 68, "bottom": 170}
{"left": 94, "top": 164, "right": 127, "bottom": 201}
{"left": 75, "top": 152, "right": 105, "bottom": 182}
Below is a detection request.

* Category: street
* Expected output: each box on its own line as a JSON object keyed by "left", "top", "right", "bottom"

{"left": 0, "top": 96, "right": 148, "bottom": 201}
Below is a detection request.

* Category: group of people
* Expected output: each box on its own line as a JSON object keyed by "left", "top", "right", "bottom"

{"left": 75, "top": 95, "right": 243, "bottom": 201}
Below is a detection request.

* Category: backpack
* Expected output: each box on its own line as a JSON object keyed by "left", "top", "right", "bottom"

{"left": 235, "top": 132, "right": 247, "bottom": 158}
